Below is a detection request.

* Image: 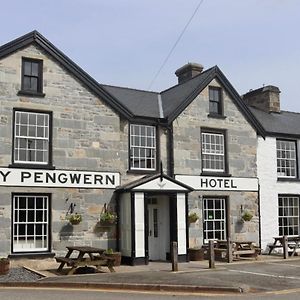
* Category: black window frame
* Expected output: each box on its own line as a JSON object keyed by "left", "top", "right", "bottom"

{"left": 276, "top": 138, "right": 298, "bottom": 180}
{"left": 10, "top": 108, "right": 54, "bottom": 169}
{"left": 200, "top": 128, "right": 229, "bottom": 176}
{"left": 278, "top": 194, "right": 300, "bottom": 236}
{"left": 208, "top": 86, "right": 224, "bottom": 117}
{"left": 128, "top": 123, "right": 159, "bottom": 173}
{"left": 18, "top": 57, "right": 45, "bottom": 97}
{"left": 11, "top": 192, "right": 52, "bottom": 254}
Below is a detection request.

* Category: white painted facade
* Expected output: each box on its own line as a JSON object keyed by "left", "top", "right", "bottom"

{"left": 258, "top": 136, "right": 300, "bottom": 250}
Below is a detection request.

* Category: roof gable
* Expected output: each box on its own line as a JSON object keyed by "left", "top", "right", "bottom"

{"left": 161, "top": 66, "right": 265, "bottom": 136}
{"left": 116, "top": 173, "right": 193, "bottom": 192}
{"left": 0, "top": 30, "right": 133, "bottom": 119}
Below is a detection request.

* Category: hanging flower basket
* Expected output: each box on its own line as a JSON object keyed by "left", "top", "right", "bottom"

{"left": 0, "top": 258, "right": 10, "bottom": 275}
{"left": 100, "top": 211, "right": 117, "bottom": 226}
{"left": 67, "top": 213, "right": 82, "bottom": 225}
{"left": 188, "top": 212, "right": 199, "bottom": 225}
{"left": 241, "top": 210, "right": 253, "bottom": 222}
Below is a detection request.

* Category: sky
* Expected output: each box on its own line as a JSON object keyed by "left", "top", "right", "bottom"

{"left": 1, "top": 0, "right": 299, "bottom": 112}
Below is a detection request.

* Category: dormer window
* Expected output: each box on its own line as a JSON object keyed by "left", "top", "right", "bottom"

{"left": 19, "top": 58, "right": 44, "bottom": 96}
{"left": 209, "top": 87, "right": 223, "bottom": 116}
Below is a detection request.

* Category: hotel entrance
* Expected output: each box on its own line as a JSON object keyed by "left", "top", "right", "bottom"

{"left": 117, "top": 173, "right": 193, "bottom": 265}
{"left": 146, "top": 195, "right": 170, "bottom": 261}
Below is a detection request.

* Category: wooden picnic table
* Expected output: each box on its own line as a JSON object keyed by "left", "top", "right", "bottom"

{"left": 268, "top": 236, "right": 300, "bottom": 256}
{"left": 56, "top": 246, "right": 116, "bottom": 275}
{"left": 215, "top": 240, "right": 259, "bottom": 260}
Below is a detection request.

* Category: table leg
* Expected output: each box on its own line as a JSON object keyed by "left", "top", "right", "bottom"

{"left": 290, "top": 241, "right": 299, "bottom": 257}
{"left": 57, "top": 249, "right": 73, "bottom": 272}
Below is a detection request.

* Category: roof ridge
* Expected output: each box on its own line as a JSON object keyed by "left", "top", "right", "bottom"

{"left": 280, "top": 110, "right": 300, "bottom": 115}
{"left": 160, "top": 66, "right": 215, "bottom": 94}
{"left": 101, "top": 83, "right": 159, "bottom": 95}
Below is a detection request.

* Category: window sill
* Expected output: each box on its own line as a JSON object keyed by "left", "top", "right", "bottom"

{"left": 201, "top": 172, "right": 231, "bottom": 177}
{"left": 9, "top": 163, "right": 55, "bottom": 170}
{"left": 17, "top": 90, "right": 45, "bottom": 98}
{"left": 127, "top": 169, "right": 158, "bottom": 175}
{"left": 9, "top": 252, "right": 55, "bottom": 259}
{"left": 207, "top": 113, "right": 226, "bottom": 119}
{"left": 277, "top": 177, "right": 300, "bottom": 182}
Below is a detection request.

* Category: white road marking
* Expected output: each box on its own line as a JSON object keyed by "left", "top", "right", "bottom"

{"left": 228, "top": 269, "right": 300, "bottom": 280}
{"left": 266, "top": 262, "right": 300, "bottom": 268}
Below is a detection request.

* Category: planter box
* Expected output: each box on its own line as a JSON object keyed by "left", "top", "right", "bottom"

{"left": 188, "top": 248, "right": 204, "bottom": 261}
{"left": 0, "top": 259, "right": 10, "bottom": 275}
{"left": 104, "top": 252, "right": 121, "bottom": 266}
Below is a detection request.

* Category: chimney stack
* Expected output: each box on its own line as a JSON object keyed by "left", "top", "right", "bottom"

{"left": 175, "top": 62, "right": 203, "bottom": 84}
{"left": 243, "top": 85, "right": 281, "bottom": 113}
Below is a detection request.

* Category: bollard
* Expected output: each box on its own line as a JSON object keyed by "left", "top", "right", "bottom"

{"left": 227, "top": 237, "right": 233, "bottom": 263}
{"left": 283, "top": 235, "right": 288, "bottom": 259}
{"left": 171, "top": 241, "right": 178, "bottom": 272}
{"left": 209, "top": 240, "right": 215, "bottom": 268}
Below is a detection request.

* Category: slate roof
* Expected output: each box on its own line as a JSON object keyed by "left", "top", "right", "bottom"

{"left": 0, "top": 30, "right": 265, "bottom": 136}
{"left": 249, "top": 107, "right": 300, "bottom": 137}
{"left": 101, "top": 85, "right": 160, "bottom": 119}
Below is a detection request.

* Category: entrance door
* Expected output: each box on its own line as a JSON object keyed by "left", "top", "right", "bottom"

{"left": 147, "top": 196, "right": 170, "bottom": 261}
{"left": 148, "top": 203, "right": 160, "bottom": 260}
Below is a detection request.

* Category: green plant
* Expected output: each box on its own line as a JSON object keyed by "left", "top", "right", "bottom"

{"left": 67, "top": 213, "right": 82, "bottom": 225}
{"left": 188, "top": 212, "right": 199, "bottom": 224}
{"left": 104, "top": 248, "right": 114, "bottom": 255}
{"left": 100, "top": 211, "right": 117, "bottom": 224}
{"left": 242, "top": 210, "right": 253, "bottom": 222}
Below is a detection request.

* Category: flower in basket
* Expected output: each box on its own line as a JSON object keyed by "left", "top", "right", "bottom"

{"left": 67, "top": 213, "right": 82, "bottom": 225}
{"left": 188, "top": 212, "right": 199, "bottom": 224}
{"left": 100, "top": 211, "right": 117, "bottom": 225}
{"left": 241, "top": 210, "right": 253, "bottom": 222}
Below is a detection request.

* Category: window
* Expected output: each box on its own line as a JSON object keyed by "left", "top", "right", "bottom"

{"left": 12, "top": 194, "right": 50, "bottom": 252}
{"left": 276, "top": 140, "right": 297, "bottom": 178}
{"left": 201, "top": 131, "right": 225, "bottom": 172}
{"left": 130, "top": 124, "right": 156, "bottom": 170}
{"left": 21, "top": 58, "right": 43, "bottom": 94}
{"left": 13, "top": 110, "right": 51, "bottom": 165}
{"left": 203, "top": 197, "right": 226, "bottom": 242}
{"left": 209, "top": 87, "right": 222, "bottom": 115}
{"left": 278, "top": 196, "right": 299, "bottom": 236}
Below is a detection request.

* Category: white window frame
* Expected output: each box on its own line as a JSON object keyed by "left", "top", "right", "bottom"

{"left": 276, "top": 140, "right": 297, "bottom": 178}
{"left": 203, "top": 197, "right": 227, "bottom": 242}
{"left": 130, "top": 124, "right": 156, "bottom": 171}
{"left": 14, "top": 110, "right": 50, "bottom": 165}
{"left": 12, "top": 194, "right": 50, "bottom": 252}
{"left": 278, "top": 195, "right": 299, "bottom": 236}
{"left": 201, "top": 132, "right": 225, "bottom": 172}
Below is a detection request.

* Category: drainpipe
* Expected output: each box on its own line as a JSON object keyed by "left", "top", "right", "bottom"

{"left": 167, "top": 123, "right": 174, "bottom": 177}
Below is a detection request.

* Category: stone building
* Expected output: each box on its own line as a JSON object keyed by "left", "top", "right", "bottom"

{"left": 0, "top": 31, "right": 264, "bottom": 263}
{"left": 244, "top": 86, "right": 300, "bottom": 251}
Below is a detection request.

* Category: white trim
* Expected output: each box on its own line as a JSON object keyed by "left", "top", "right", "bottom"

{"left": 132, "top": 177, "right": 189, "bottom": 191}
{"left": 177, "top": 193, "right": 186, "bottom": 255}
{"left": 134, "top": 192, "right": 145, "bottom": 257}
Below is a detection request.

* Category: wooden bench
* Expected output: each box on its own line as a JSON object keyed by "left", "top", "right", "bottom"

{"left": 55, "top": 255, "right": 115, "bottom": 275}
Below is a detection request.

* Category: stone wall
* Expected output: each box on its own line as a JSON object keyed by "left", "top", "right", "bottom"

{"left": 172, "top": 79, "right": 259, "bottom": 246}
{"left": 0, "top": 44, "right": 166, "bottom": 256}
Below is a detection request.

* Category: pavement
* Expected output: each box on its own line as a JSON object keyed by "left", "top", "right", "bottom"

{"left": 2, "top": 254, "right": 300, "bottom": 294}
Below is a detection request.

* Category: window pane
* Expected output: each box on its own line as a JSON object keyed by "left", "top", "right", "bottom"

{"left": 14, "top": 111, "right": 50, "bottom": 164}
{"left": 130, "top": 124, "right": 156, "bottom": 170}
{"left": 24, "top": 62, "right": 31, "bottom": 75}
{"left": 202, "top": 132, "right": 225, "bottom": 172}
